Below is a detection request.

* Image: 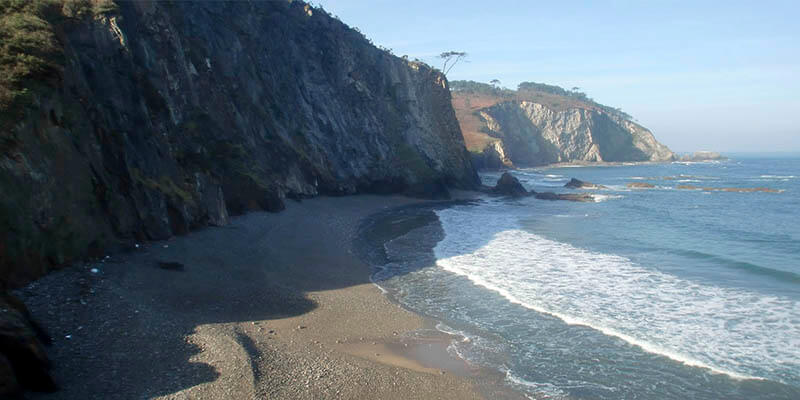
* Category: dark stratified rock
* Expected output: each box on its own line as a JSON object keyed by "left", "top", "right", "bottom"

{"left": 0, "top": 1, "right": 480, "bottom": 289}
{"left": 0, "top": 293, "right": 56, "bottom": 397}
{"left": 490, "top": 173, "right": 529, "bottom": 197}
{"left": 627, "top": 182, "right": 656, "bottom": 189}
{"left": 534, "top": 192, "right": 595, "bottom": 202}
{"left": 564, "top": 178, "right": 606, "bottom": 190}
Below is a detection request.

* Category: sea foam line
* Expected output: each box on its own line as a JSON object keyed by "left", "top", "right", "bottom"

{"left": 439, "top": 257, "right": 762, "bottom": 381}
{"left": 433, "top": 208, "right": 799, "bottom": 383}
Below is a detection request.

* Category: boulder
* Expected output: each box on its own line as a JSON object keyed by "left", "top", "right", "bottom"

{"left": 627, "top": 182, "right": 655, "bottom": 189}
{"left": 564, "top": 178, "right": 606, "bottom": 189}
{"left": 0, "top": 293, "right": 56, "bottom": 396}
{"left": 490, "top": 173, "right": 529, "bottom": 197}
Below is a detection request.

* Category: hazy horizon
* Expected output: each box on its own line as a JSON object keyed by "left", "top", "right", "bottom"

{"left": 316, "top": 0, "right": 800, "bottom": 154}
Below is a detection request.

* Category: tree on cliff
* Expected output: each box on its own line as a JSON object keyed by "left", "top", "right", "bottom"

{"left": 439, "top": 51, "right": 467, "bottom": 75}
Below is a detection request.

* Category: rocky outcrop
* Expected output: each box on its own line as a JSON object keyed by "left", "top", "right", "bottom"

{"left": 490, "top": 172, "right": 529, "bottom": 197}
{"left": 488, "top": 173, "right": 595, "bottom": 202}
{"left": 469, "top": 141, "right": 509, "bottom": 170}
{"left": 476, "top": 102, "right": 675, "bottom": 166}
{"left": 0, "top": 1, "right": 478, "bottom": 289}
{"left": 565, "top": 178, "right": 606, "bottom": 190}
{"left": 0, "top": 293, "right": 55, "bottom": 397}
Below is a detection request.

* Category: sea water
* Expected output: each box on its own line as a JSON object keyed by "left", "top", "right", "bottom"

{"left": 372, "top": 156, "right": 800, "bottom": 399}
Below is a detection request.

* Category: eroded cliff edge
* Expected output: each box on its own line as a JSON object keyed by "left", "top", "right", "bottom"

{"left": 451, "top": 80, "right": 675, "bottom": 168}
{"left": 0, "top": 1, "right": 478, "bottom": 288}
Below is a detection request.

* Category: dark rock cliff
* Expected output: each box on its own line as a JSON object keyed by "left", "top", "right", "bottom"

{"left": 0, "top": 1, "right": 478, "bottom": 289}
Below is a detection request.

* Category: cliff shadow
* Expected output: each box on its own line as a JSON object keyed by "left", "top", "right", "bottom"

{"left": 20, "top": 194, "right": 516, "bottom": 399}
{"left": 21, "top": 212, "right": 320, "bottom": 399}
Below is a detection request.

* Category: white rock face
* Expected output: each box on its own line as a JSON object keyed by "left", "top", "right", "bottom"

{"left": 478, "top": 101, "right": 674, "bottom": 166}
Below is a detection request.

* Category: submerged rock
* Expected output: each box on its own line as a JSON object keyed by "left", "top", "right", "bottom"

{"left": 534, "top": 192, "right": 595, "bottom": 202}
{"left": 627, "top": 182, "right": 656, "bottom": 189}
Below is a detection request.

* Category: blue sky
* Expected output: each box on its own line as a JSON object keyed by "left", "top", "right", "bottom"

{"left": 315, "top": 0, "right": 800, "bottom": 153}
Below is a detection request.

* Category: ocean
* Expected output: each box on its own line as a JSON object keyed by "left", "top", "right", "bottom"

{"left": 370, "top": 157, "right": 800, "bottom": 399}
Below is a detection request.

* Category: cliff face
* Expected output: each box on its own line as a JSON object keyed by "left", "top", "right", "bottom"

{"left": 478, "top": 101, "right": 675, "bottom": 166}
{"left": 450, "top": 81, "right": 675, "bottom": 168}
{"left": 0, "top": 1, "right": 478, "bottom": 288}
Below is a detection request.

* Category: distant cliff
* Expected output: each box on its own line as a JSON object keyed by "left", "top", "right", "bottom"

{"left": 451, "top": 81, "right": 675, "bottom": 168}
{"left": 678, "top": 151, "right": 728, "bottom": 162}
{"left": 0, "top": 1, "right": 478, "bottom": 288}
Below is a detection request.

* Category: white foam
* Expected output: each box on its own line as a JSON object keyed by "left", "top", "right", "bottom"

{"left": 435, "top": 322, "right": 470, "bottom": 341}
{"left": 592, "top": 194, "right": 623, "bottom": 202}
{"left": 433, "top": 207, "right": 800, "bottom": 384}
{"left": 760, "top": 175, "right": 796, "bottom": 179}
{"left": 505, "top": 370, "right": 569, "bottom": 399}
{"left": 369, "top": 265, "right": 390, "bottom": 294}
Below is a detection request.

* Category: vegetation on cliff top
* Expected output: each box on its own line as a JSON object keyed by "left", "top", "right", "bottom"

{"left": 0, "top": 0, "right": 116, "bottom": 129}
{"left": 450, "top": 79, "right": 633, "bottom": 121}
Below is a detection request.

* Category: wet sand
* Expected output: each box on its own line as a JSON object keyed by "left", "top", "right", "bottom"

{"left": 18, "top": 194, "right": 523, "bottom": 399}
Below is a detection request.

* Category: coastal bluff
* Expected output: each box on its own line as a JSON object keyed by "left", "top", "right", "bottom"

{"left": 451, "top": 80, "right": 675, "bottom": 168}
{"left": 0, "top": 1, "right": 478, "bottom": 289}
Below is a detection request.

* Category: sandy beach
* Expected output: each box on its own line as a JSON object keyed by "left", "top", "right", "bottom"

{"left": 17, "top": 194, "right": 522, "bottom": 399}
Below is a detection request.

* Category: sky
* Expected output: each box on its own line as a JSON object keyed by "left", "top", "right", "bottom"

{"left": 315, "top": 0, "right": 800, "bottom": 153}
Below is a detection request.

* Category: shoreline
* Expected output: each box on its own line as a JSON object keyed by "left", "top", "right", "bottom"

{"left": 493, "top": 158, "right": 726, "bottom": 172}
{"left": 18, "top": 193, "right": 523, "bottom": 399}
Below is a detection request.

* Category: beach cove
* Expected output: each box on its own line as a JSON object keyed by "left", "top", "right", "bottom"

{"left": 18, "top": 194, "right": 524, "bottom": 400}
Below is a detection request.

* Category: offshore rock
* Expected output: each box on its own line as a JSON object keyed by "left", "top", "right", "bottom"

{"left": 0, "top": 1, "right": 478, "bottom": 288}
{"left": 490, "top": 173, "right": 529, "bottom": 197}
{"left": 564, "top": 178, "right": 606, "bottom": 190}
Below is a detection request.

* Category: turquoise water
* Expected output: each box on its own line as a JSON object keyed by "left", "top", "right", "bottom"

{"left": 373, "top": 157, "right": 800, "bottom": 399}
